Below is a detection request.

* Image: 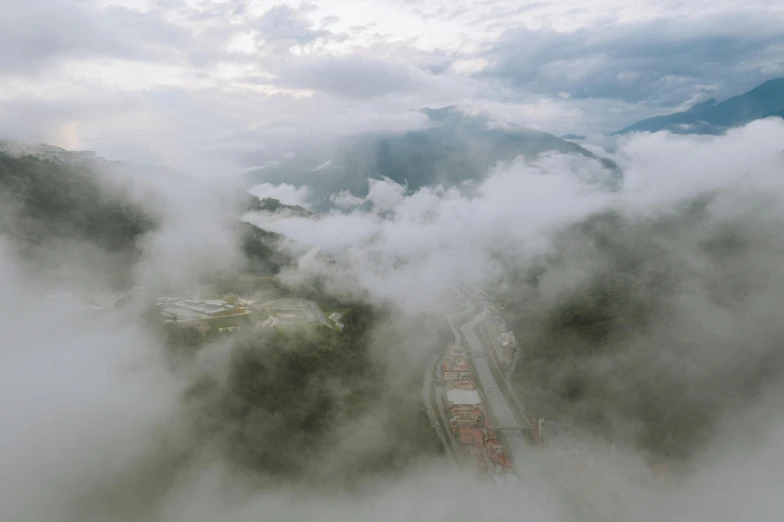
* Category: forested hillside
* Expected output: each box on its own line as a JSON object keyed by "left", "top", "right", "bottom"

{"left": 0, "top": 152, "right": 155, "bottom": 254}
{"left": 0, "top": 152, "right": 289, "bottom": 281}
{"left": 172, "top": 301, "right": 449, "bottom": 486}
{"left": 245, "top": 107, "right": 618, "bottom": 210}
{"left": 502, "top": 197, "right": 784, "bottom": 461}
{"left": 0, "top": 148, "right": 447, "bottom": 488}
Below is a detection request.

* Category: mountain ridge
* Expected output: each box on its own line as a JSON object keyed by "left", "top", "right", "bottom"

{"left": 245, "top": 107, "right": 618, "bottom": 210}
{"left": 614, "top": 78, "right": 784, "bottom": 135}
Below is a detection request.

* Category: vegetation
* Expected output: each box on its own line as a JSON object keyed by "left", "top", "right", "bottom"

{"left": 245, "top": 107, "right": 618, "bottom": 210}
{"left": 0, "top": 149, "right": 448, "bottom": 485}
{"left": 0, "top": 152, "right": 290, "bottom": 284}
{"left": 247, "top": 195, "right": 313, "bottom": 217}
{"left": 0, "top": 152, "right": 155, "bottom": 254}
{"left": 501, "top": 202, "right": 784, "bottom": 462}
{"left": 178, "top": 302, "right": 448, "bottom": 485}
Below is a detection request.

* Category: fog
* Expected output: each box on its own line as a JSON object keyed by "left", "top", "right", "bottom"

{"left": 3, "top": 118, "right": 784, "bottom": 522}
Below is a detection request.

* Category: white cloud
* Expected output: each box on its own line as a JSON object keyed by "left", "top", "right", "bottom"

{"left": 249, "top": 181, "right": 312, "bottom": 208}
{"left": 258, "top": 120, "right": 784, "bottom": 310}
{"left": 331, "top": 190, "right": 365, "bottom": 209}
{"left": 1, "top": 0, "right": 781, "bottom": 170}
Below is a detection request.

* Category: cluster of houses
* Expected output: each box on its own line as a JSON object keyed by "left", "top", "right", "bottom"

{"left": 441, "top": 343, "right": 514, "bottom": 478}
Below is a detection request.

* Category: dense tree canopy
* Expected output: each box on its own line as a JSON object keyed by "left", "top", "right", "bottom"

{"left": 0, "top": 152, "right": 155, "bottom": 253}
{"left": 179, "top": 304, "right": 447, "bottom": 485}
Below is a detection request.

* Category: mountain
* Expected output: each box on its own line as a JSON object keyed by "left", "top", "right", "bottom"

{"left": 0, "top": 140, "right": 183, "bottom": 177}
{"left": 0, "top": 150, "right": 155, "bottom": 253}
{"left": 614, "top": 78, "right": 784, "bottom": 135}
{"left": 0, "top": 147, "right": 290, "bottom": 284}
{"left": 247, "top": 196, "right": 313, "bottom": 219}
{"left": 244, "top": 107, "right": 617, "bottom": 210}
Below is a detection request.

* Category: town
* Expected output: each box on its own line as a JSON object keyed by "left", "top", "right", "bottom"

{"left": 426, "top": 289, "right": 525, "bottom": 486}
{"left": 428, "top": 288, "right": 671, "bottom": 519}
{"left": 440, "top": 340, "right": 515, "bottom": 480}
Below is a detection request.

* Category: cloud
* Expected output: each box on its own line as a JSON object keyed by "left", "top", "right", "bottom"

{"left": 7, "top": 102, "right": 784, "bottom": 522}
{"left": 331, "top": 189, "right": 366, "bottom": 209}
{"left": 250, "top": 182, "right": 312, "bottom": 208}
{"left": 0, "top": 0, "right": 186, "bottom": 76}
{"left": 257, "top": 4, "right": 330, "bottom": 49}
{"left": 251, "top": 155, "right": 616, "bottom": 309}
{"left": 3, "top": 0, "right": 784, "bottom": 179}
{"left": 482, "top": 13, "right": 784, "bottom": 105}
{"left": 254, "top": 118, "right": 784, "bottom": 310}
{"left": 245, "top": 119, "right": 784, "bottom": 497}
{"left": 277, "top": 55, "right": 431, "bottom": 99}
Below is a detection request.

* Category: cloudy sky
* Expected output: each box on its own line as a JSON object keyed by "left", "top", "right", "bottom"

{"left": 2, "top": 0, "right": 783, "bottom": 171}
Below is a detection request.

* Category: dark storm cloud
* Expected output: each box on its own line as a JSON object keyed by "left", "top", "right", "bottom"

{"left": 0, "top": 0, "right": 187, "bottom": 75}
{"left": 482, "top": 13, "right": 784, "bottom": 105}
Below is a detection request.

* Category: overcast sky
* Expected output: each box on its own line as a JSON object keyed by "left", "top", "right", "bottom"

{"left": 1, "top": 0, "right": 783, "bottom": 171}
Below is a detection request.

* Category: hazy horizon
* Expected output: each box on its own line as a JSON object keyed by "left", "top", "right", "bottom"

{"left": 3, "top": 2, "right": 784, "bottom": 522}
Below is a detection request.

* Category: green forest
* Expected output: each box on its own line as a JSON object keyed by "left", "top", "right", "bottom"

{"left": 0, "top": 151, "right": 447, "bottom": 484}
{"left": 177, "top": 303, "right": 448, "bottom": 485}
{"left": 0, "top": 152, "right": 289, "bottom": 282}
{"left": 502, "top": 203, "right": 784, "bottom": 462}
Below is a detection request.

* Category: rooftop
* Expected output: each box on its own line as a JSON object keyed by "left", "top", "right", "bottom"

{"left": 159, "top": 297, "right": 250, "bottom": 322}
{"left": 447, "top": 388, "right": 482, "bottom": 405}
{"left": 458, "top": 428, "right": 485, "bottom": 445}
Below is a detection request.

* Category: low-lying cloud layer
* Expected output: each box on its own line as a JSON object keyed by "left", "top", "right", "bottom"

{"left": 248, "top": 117, "right": 784, "bottom": 499}
{"left": 4, "top": 119, "right": 784, "bottom": 522}
{"left": 251, "top": 119, "right": 784, "bottom": 307}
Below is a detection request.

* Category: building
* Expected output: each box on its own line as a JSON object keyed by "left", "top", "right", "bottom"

{"left": 448, "top": 404, "right": 485, "bottom": 431}
{"left": 446, "top": 388, "right": 482, "bottom": 406}
{"left": 458, "top": 427, "right": 486, "bottom": 447}
{"left": 442, "top": 355, "right": 471, "bottom": 382}
{"left": 457, "top": 427, "right": 513, "bottom": 476}
{"left": 447, "top": 343, "right": 465, "bottom": 356}
{"left": 158, "top": 296, "right": 252, "bottom": 333}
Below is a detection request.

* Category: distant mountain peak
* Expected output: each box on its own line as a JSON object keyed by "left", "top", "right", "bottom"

{"left": 245, "top": 108, "right": 617, "bottom": 210}
{"left": 418, "top": 106, "right": 461, "bottom": 121}
{"left": 247, "top": 196, "right": 313, "bottom": 218}
{"left": 614, "top": 78, "right": 784, "bottom": 135}
{"left": 687, "top": 98, "right": 717, "bottom": 112}
{"left": 417, "top": 105, "right": 493, "bottom": 126}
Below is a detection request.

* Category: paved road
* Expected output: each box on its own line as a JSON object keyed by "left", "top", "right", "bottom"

{"left": 460, "top": 306, "right": 529, "bottom": 462}
{"left": 456, "top": 296, "right": 599, "bottom": 521}
{"left": 422, "top": 354, "right": 456, "bottom": 466}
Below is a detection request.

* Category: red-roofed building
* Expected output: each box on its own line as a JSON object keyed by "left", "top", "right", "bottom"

{"left": 442, "top": 355, "right": 471, "bottom": 382}
{"left": 448, "top": 405, "right": 485, "bottom": 431}
{"left": 458, "top": 427, "right": 485, "bottom": 446}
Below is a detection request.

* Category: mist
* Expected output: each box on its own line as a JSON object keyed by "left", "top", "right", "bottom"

{"left": 4, "top": 102, "right": 784, "bottom": 522}
{"left": 245, "top": 118, "right": 784, "bottom": 518}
